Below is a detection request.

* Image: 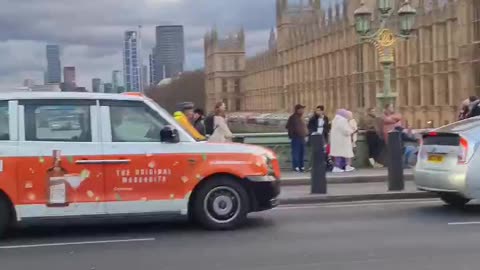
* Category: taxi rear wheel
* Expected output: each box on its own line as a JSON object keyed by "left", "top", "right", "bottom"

{"left": 440, "top": 193, "right": 470, "bottom": 208}
{"left": 192, "top": 176, "right": 249, "bottom": 230}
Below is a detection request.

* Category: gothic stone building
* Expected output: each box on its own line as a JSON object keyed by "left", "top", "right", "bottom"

{"left": 205, "top": 0, "right": 480, "bottom": 128}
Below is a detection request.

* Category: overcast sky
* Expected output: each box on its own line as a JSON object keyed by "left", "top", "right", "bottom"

{"left": 0, "top": 0, "right": 281, "bottom": 90}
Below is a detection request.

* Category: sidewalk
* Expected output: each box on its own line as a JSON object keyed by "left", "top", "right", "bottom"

{"left": 279, "top": 181, "right": 436, "bottom": 205}
{"left": 280, "top": 168, "right": 414, "bottom": 186}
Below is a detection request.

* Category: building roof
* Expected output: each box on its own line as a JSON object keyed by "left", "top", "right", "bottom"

{"left": 0, "top": 91, "right": 145, "bottom": 102}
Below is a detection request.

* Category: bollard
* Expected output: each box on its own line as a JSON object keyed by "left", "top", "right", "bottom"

{"left": 310, "top": 134, "right": 327, "bottom": 194}
{"left": 387, "top": 130, "right": 404, "bottom": 191}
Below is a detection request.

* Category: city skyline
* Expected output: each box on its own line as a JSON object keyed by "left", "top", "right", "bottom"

{"left": 0, "top": 0, "right": 277, "bottom": 90}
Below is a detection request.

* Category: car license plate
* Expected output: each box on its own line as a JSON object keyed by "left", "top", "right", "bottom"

{"left": 427, "top": 154, "right": 444, "bottom": 164}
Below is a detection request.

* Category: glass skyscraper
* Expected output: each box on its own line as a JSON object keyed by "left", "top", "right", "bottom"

{"left": 123, "top": 30, "right": 143, "bottom": 92}
{"left": 152, "top": 25, "right": 185, "bottom": 84}
{"left": 46, "top": 45, "right": 61, "bottom": 84}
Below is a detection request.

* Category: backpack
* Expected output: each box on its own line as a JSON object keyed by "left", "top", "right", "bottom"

{"left": 204, "top": 114, "right": 215, "bottom": 135}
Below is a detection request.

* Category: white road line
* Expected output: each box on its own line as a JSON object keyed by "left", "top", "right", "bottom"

{"left": 275, "top": 199, "right": 439, "bottom": 210}
{"left": 448, "top": 221, "right": 480, "bottom": 226}
{"left": 0, "top": 237, "right": 156, "bottom": 250}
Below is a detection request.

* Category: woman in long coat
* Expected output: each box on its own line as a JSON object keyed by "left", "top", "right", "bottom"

{"left": 330, "top": 109, "right": 356, "bottom": 173}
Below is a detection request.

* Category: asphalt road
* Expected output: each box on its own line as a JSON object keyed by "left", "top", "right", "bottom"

{"left": 3, "top": 199, "right": 480, "bottom": 270}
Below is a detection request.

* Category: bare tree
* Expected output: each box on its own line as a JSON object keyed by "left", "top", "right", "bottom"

{"left": 146, "top": 70, "right": 206, "bottom": 113}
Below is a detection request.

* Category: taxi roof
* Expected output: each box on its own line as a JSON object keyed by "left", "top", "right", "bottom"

{"left": 0, "top": 91, "right": 146, "bottom": 102}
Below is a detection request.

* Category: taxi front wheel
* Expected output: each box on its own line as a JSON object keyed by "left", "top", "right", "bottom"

{"left": 192, "top": 176, "right": 250, "bottom": 230}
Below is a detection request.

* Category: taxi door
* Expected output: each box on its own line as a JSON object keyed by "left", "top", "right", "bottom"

{"left": 100, "top": 100, "right": 183, "bottom": 215}
{"left": 16, "top": 99, "right": 105, "bottom": 218}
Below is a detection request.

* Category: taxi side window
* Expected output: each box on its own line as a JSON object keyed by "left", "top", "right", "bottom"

{"left": 109, "top": 102, "right": 169, "bottom": 142}
{"left": 24, "top": 104, "right": 92, "bottom": 142}
{"left": 0, "top": 102, "right": 9, "bottom": 141}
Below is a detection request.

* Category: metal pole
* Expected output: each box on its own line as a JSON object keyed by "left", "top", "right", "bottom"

{"left": 310, "top": 134, "right": 327, "bottom": 194}
{"left": 387, "top": 130, "right": 404, "bottom": 191}
{"left": 382, "top": 63, "right": 392, "bottom": 105}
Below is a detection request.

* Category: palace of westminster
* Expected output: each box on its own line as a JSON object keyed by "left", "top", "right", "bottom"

{"left": 204, "top": 0, "right": 480, "bottom": 128}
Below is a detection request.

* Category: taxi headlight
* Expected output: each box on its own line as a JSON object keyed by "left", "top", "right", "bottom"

{"left": 262, "top": 155, "right": 275, "bottom": 174}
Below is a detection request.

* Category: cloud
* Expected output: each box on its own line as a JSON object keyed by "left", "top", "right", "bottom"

{"left": 0, "top": 0, "right": 275, "bottom": 90}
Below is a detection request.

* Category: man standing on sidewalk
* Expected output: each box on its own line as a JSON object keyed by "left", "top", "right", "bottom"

{"left": 286, "top": 104, "right": 308, "bottom": 172}
{"left": 307, "top": 105, "right": 330, "bottom": 143}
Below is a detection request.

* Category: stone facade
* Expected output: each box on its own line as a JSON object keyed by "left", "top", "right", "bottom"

{"left": 204, "top": 29, "right": 246, "bottom": 111}
{"left": 205, "top": 0, "right": 480, "bottom": 128}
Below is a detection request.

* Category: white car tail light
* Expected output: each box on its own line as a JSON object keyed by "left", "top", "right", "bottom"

{"left": 458, "top": 137, "right": 468, "bottom": 164}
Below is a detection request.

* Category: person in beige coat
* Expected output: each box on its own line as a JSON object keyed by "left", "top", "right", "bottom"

{"left": 208, "top": 102, "right": 233, "bottom": 143}
{"left": 330, "top": 109, "right": 357, "bottom": 173}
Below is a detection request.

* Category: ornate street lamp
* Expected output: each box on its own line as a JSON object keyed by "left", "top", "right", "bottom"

{"left": 378, "top": 0, "right": 394, "bottom": 15}
{"left": 398, "top": 0, "right": 417, "bottom": 36}
{"left": 353, "top": 0, "right": 417, "bottom": 109}
{"left": 354, "top": 1, "right": 372, "bottom": 35}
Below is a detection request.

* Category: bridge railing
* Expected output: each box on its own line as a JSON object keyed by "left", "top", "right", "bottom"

{"left": 231, "top": 130, "right": 428, "bottom": 170}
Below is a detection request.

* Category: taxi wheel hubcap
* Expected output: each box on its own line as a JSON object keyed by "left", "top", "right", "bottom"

{"left": 204, "top": 186, "right": 241, "bottom": 224}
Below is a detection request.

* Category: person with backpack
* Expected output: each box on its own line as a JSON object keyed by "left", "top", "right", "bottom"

{"left": 173, "top": 102, "right": 206, "bottom": 141}
{"left": 204, "top": 112, "right": 215, "bottom": 136}
{"left": 193, "top": 108, "right": 206, "bottom": 136}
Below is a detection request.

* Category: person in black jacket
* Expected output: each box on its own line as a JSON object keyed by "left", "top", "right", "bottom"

{"left": 307, "top": 105, "right": 330, "bottom": 143}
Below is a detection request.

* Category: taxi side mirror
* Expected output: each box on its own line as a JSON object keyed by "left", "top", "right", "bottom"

{"left": 160, "top": 125, "right": 180, "bottom": 143}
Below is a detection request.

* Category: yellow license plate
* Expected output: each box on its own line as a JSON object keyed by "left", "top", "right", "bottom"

{"left": 427, "top": 154, "right": 444, "bottom": 163}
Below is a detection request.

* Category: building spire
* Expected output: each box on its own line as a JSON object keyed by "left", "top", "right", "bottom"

{"left": 268, "top": 27, "right": 276, "bottom": 49}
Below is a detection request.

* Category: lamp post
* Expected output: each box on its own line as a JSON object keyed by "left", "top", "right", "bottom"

{"left": 354, "top": 0, "right": 417, "bottom": 109}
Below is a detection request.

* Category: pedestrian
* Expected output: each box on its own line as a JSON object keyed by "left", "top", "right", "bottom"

{"left": 193, "top": 108, "right": 206, "bottom": 136}
{"left": 348, "top": 110, "right": 358, "bottom": 153}
{"left": 330, "top": 109, "right": 357, "bottom": 173}
{"left": 307, "top": 105, "right": 330, "bottom": 143}
{"left": 360, "top": 107, "right": 384, "bottom": 167}
{"left": 286, "top": 104, "right": 308, "bottom": 172}
{"left": 467, "top": 96, "right": 480, "bottom": 118}
{"left": 393, "top": 126, "right": 418, "bottom": 168}
{"left": 382, "top": 103, "right": 402, "bottom": 142}
{"left": 208, "top": 102, "right": 233, "bottom": 143}
{"left": 458, "top": 99, "right": 470, "bottom": 121}
{"left": 173, "top": 102, "right": 206, "bottom": 141}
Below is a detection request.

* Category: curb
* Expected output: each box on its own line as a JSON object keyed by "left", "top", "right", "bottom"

{"left": 279, "top": 191, "right": 436, "bottom": 205}
{"left": 280, "top": 174, "right": 414, "bottom": 186}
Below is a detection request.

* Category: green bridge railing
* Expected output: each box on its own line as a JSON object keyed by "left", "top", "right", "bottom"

{"left": 231, "top": 130, "right": 423, "bottom": 170}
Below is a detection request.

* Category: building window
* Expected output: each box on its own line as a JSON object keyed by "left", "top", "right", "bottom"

{"left": 474, "top": 1, "right": 480, "bottom": 42}
{"left": 109, "top": 102, "right": 168, "bottom": 142}
{"left": 0, "top": 102, "right": 9, "bottom": 140}
{"left": 222, "top": 79, "right": 228, "bottom": 93}
{"left": 234, "top": 57, "right": 240, "bottom": 70}
{"left": 235, "top": 99, "right": 242, "bottom": 111}
{"left": 473, "top": 61, "right": 480, "bottom": 96}
{"left": 234, "top": 79, "right": 241, "bottom": 93}
{"left": 222, "top": 57, "right": 227, "bottom": 71}
{"left": 24, "top": 104, "right": 91, "bottom": 142}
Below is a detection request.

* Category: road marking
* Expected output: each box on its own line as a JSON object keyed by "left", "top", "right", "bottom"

{"left": 275, "top": 199, "right": 438, "bottom": 210}
{"left": 0, "top": 237, "right": 156, "bottom": 250}
{"left": 448, "top": 221, "right": 480, "bottom": 226}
